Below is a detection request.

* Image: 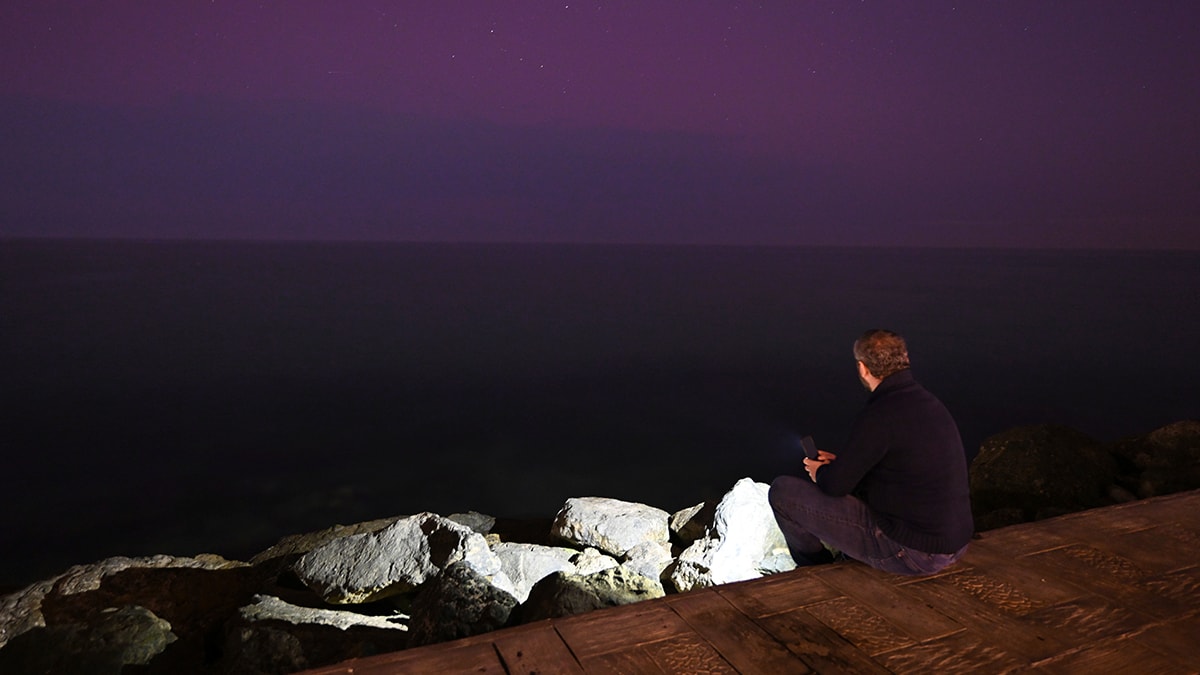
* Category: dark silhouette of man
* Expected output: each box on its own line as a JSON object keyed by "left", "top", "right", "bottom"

{"left": 769, "top": 329, "right": 973, "bottom": 575}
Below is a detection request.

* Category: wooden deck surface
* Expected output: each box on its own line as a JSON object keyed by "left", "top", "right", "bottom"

{"left": 303, "top": 489, "right": 1200, "bottom": 674}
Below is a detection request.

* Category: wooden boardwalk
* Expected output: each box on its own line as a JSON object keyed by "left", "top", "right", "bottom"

{"left": 304, "top": 490, "right": 1200, "bottom": 674}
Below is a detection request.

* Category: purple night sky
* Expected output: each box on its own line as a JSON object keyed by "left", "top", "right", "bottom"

{"left": 2, "top": 2, "right": 1198, "bottom": 248}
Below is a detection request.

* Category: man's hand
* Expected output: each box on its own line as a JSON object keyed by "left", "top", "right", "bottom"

{"left": 804, "top": 450, "right": 837, "bottom": 482}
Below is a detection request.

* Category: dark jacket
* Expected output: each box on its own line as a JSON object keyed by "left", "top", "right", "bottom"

{"left": 816, "top": 369, "right": 973, "bottom": 553}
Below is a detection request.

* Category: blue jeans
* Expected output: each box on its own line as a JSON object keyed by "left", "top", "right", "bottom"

{"left": 768, "top": 475, "right": 966, "bottom": 576}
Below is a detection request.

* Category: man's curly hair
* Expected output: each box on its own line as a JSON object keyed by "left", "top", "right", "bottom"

{"left": 853, "top": 329, "right": 910, "bottom": 379}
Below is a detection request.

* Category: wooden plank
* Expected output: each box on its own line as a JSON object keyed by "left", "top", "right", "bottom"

{"left": 1130, "top": 614, "right": 1200, "bottom": 670}
{"left": 969, "top": 516, "right": 1075, "bottom": 554}
{"left": 1027, "top": 544, "right": 1190, "bottom": 619}
{"left": 822, "top": 555, "right": 967, "bottom": 587}
{"left": 493, "top": 623, "right": 583, "bottom": 674}
{"left": 306, "top": 640, "right": 505, "bottom": 675}
{"left": 804, "top": 596, "right": 917, "bottom": 656}
{"left": 640, "top": 633, "right": 739, "bottom": 674}
{"left": 953, "top": 546, "right": 1086, "bottom": 607}
{"left": 1120, "top": 489, "right": 1200, "bottom": 529}
{"left": 890, "top": 559, "right": 969, "bottom": 586}
{"left": 1032, "top": 635, "right": 1186, "bottom": 674}
{"left": 1040, "top": 495, "right": 1186, "bottom": 536}
{"left": 753, "top": 608, "right": 892, "bottom": 674}
{"left": 875, "top": 629, "right": 1027, "bottom": 675}
{"left": 552, "top": 600, "right": 693, "bottom": 660}
{"left": 969, "top": 521, "right": 1072, "bottom": 557}
{"left": 666, "top": 589, "right": 811, "bottom": 673}
{"left": 582, "top": 632, "right": 738, "bottom": 675}
{"left": 1082, "top": 523, "right": 1200, "bottom": 575}
{"left": 903, "top": 574, "right": 1070, "bottom": 662}
{"left": 814, "top": 564, "right": 963, "bottom": 642}
{"left": 1021, "top": 594, "right": 1152, "bottom": 644}
{"left": 714, "top": 568, "right": 840, "bottom": 618}
{"left": 1034, "top": 508, "right": 1154, "bottom": 540}
{"left": 1161, "top": 489, "right": 1200, "bottom": 528}
{"left": 1139, "top": 565, "right": 1200, "bottom": 614}
{"left": 583, "top": 646, "right": 668, "bottom": 675}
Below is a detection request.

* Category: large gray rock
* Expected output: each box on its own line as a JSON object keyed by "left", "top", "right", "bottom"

{"left": 1110, "top": 420, "right": 1200, "bottom": 498}
{"left": 250, "top": 517, "right": 399, "bottom": 568}
{"left": 0, "top": 554, "right": 247, "bottom": 651}
{"left": 670, "top": 478, "right": 794, "bottom": 592}
{"left": 0, "top": 605, "right": 176, "bottom": 675}
{"left": 293, "top": 512, "right": 514, "bottom": 604}
{"left": 0, "top": 578, "right": 58, "bottom": 652}
{"left": 223, "top": 595, "right": 409, "bottom": 675}
{"left": 519, "top": 566, "right": 665, "bottom": 622}
{"left": 970, "top": 424, "right": 1119, "bottom": 529}
{"left": 492, "top": 542, "right": 578, "bottom": 603}
{"left": 550, "top": 497, "right": 670, "bottom": 557}
{"left": 406, "top": 562, "right": 518, "bottom": 648}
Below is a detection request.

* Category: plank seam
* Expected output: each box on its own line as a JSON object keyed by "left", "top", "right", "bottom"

{"left": 549, "top": 624, "right": 589, "bottom": 673}
{"left": 666, "top": 589, "right": 802, "bottom": 673}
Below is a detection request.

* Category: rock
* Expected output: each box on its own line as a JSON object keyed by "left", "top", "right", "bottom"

{"left": 0, "top": 554, "right": 249, "bottom": 651}
{"left": 56, "top": 554, "right": 246, "bottom": 597}
{"left": 292, "top": 512, "right": 514, "bottom": 604}
{"left": 221, "top": 595, "right": 409, "bottom": 674}
{"left": 0, "top": 578, "right": 57, "bottom": 652}
{"left": 0, "top": 605, "right": 176, "bottom": 675}
{"left": 492, "top": 543, "right": 578, "bottom": 603}
{"left": 406, "top": 562, "right": 518, "bottom": 648}
{"left": 550, "top": 497, "right": 670, "bottom": 557}
{"left": 222, "top": 624, "right": 308, "bottom": 675}
{"left": 4, "top": 421, "right": 1188, "bottom": 673}
{"left": 756, "top": 552, "right": 799, "bottom": 575}
{"left": 671, "top": 538, "right": 719, "bottom": 593}
{"left": 448, "top": 511, "right": 497, "bottom": 534}
{"left": 620, "top": 541, "right": 673, "bottom": 591}
{"left": 970, "top": 424, "right": 1119, "bottom": 526}
{"left": 238, "top": 594, "right": 408, "bottom": 632}
{"left": 1107, "top": 484, "right": 1139, "bottom": 504}
{"left": 670, "top": 501, "right": 715, "bottom": 544}
{"left": 250, "top": 517, "right": 399, "bottom": 568}
{"left": 519, "top": 566, "right": 665, "bottom": 622}
{"left": 570, "top": 548, "right": 620, "bottom": 576}
{"left": 1109, "top": 420, "right": 1200, "bottom": 498}
{"left": 670, "top": 478, "right": 794, "bottom": 592}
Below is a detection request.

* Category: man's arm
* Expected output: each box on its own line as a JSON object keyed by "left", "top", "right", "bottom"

{"left": 804, "top": 450, "right": 837, "bottom": 482}
{"left": 815, "top": 411, "right": 887, "bottom": 496}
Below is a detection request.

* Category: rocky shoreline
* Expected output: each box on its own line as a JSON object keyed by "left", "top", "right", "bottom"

{"left": 1, "top": 420, "right": 1196, "bottom": 674}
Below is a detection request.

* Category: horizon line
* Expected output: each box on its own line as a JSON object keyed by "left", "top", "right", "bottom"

{"left": 2, "top": 234, "right": 1198, "bottom": 254}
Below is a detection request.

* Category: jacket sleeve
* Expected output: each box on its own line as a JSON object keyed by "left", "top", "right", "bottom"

{"left": 816, "top": 408, "right": 889, "bottom": 496}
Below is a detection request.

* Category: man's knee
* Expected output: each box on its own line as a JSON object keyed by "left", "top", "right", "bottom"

{"left": 768, "top": 475, "right": 785, "bottom": 511}
{"left": 768, "top": 474, "right": 806, "bottom": 512}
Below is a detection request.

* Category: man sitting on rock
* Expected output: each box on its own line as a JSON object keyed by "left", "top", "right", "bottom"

{"left": 769, "top": 329, "right": 973, "bottom": 575}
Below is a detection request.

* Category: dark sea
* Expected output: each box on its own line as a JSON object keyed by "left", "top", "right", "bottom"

{"left": 2, "top": 240, "right": 1197, "bottom": 589}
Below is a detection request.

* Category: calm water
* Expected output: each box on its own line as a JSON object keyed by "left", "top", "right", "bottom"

{"left": 2, "top": 240, "right": 1197, "bottom": 587}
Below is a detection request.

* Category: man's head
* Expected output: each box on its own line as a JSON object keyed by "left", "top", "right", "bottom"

{"left": 853, "top": 329, "right": 910, "bottom": 390}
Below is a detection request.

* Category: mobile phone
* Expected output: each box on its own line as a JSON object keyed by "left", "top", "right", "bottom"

{"left": 800, "top": 435, "right": 819, "bottom": 460}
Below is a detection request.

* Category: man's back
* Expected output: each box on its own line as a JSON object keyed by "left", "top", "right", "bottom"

{"left": 819, "top": 369, "right": 973, "bottom": 554}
